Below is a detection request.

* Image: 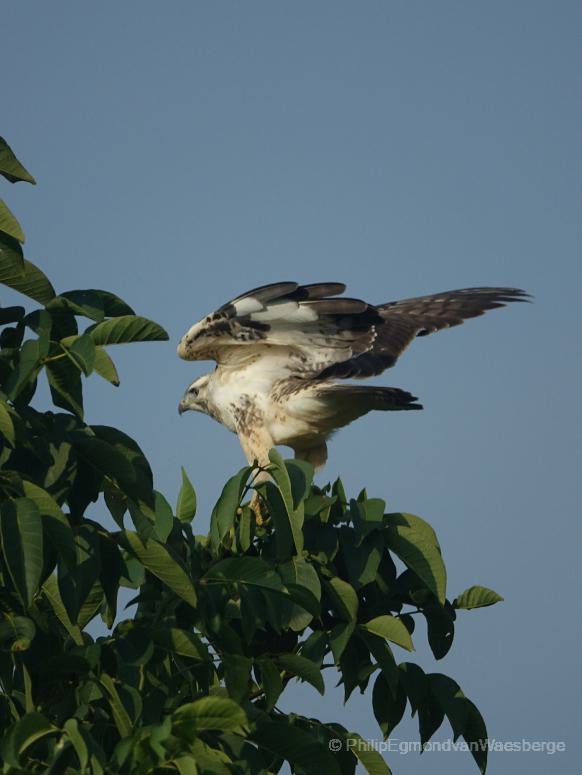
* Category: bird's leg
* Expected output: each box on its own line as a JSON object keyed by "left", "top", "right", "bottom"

{"left": 238, "top": 427, "right": 275, "bottom": 527}
{"left": 249, "top": 471, "right": 270, "bottom": 526}
{"left": 292, "top": 440, "right": 328, "bottom": 472}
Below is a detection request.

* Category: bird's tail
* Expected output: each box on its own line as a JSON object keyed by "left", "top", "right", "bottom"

{"left": 309, "top": 385, "right": 422, "bottom": 433}
{"left": 319, "top": 385, "right": 422, "bottom": 411}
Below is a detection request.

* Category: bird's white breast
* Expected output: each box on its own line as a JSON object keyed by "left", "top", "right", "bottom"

{"left": 205, "top": 350, "right": 299, "bottom": 435}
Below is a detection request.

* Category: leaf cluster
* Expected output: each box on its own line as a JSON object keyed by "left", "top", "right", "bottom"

{"left": 0, "top": 139, "right": 503, "bottom": 775}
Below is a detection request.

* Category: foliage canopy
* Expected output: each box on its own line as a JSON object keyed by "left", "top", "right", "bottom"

{"left": 0, "top": 138, "right": 502, "bottom": 775}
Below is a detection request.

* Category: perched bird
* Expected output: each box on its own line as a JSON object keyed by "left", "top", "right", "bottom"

{"left": 178, "top": 282, "right": 527, "bottom": 471}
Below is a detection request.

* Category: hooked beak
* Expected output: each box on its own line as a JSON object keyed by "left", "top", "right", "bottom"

{"left": 178, "top": 400, "right": 188, "bottom": 416}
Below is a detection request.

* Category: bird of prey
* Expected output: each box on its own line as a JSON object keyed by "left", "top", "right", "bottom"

{"left": 178, "top": 282, "right": 527, "bottom": 472}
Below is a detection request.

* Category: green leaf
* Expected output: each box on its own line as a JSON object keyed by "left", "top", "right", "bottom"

{"left": 256, "top": 658, "right": 283, "bottom": 711}
{"left": 350, "top": 498, "right": 386, "bottom": 545}
{"left": 64, "top": 333, "right": 96, "bottom": 376}
{"left": 58, "top": 288, "right": 134, "bottom": 318}
{"left": 24, "top": 309, "right": 51, "bottom": 352}
{"left": 223, "top": 653, "right": 252, "bottom": 703}
{"left": 284, "top": 582, "right": 321, "bottom": 621}
{"left": 209, "top": 465, "right": 252, "bottom": 549}
{"left": 326, "top": 576, "right": 358, "bottom": 622}
{"left": 385, "top": 512, "right": 447, "bottom": 604}
{"left": 72, "top": 435, "right": 136, "bottom": 490}
{"left": 0, "top": 614, "right": 36, "bottom": 652}
{"left": 176, "top": 466, "right": 197, "bottom": 522}
{"left": 46, "top": 357, "right": 84, "bottom": 418}
{"left": 173, "top": 697, "right": 247, "bottom": 735}
{"left": 329, "top": 622, "right": 355, "bottom": 664}
{"left": 364, "top": 633, "right": 400, "bottom": 697}
{"left": 0, "top": 138, "right": 36, "bottom": 184}
{"left": 42, "top": 575, "right": 84, "bottom": 645}
{"left": 264, "top": 481, "right": 297, "bottom": 559}
{"left": 154, "top": 490, "right": 174, "bottom": 542}
{"left": 268, "top": 448, "right": 304, "bottom": 554}
{"left": 128, "top": 499, "right": 156, "bottom": 539}
{"left": 0, "top": 254, "right": 55, "bottom": 303}
{"left": 300, "top": 630, "right": 327, "bottom": 665}
{"left": 21, "top": 480, "right": 76, "bottom": 570}
{"left": 100, "top": 673, "right": 133, "bottom": 738}
{"left": 267, "top": 448, "right": 293, "bottom": 505}
{"left": 461, "top": 698, "right": 488, "bottom": 774}
{"left": 398, "top": 662, "right": 428, "bottom": 716}
{"left": 304, "top": 493, "right": 336, "bottom": 521}
{"left": 0, "top": 713, "right": 58, "bottom": 766}
{"left": 340, "top": 530, "right": 383, "bottom": 589}
{"left": 87, "top": 315, "right": 168, "bottom": 345}
{"left": 361, "top": 615, "right": 415, "bottom": 652}
{"left": 453, "top": 585, "right": 504, "bottom": 610}
{"left": 94, "top": 290, "right": 135, "bottom": 317}
{"left": 279, "top": 555, "right": 321, "bottom": 599}
{"left": 0, "top": 231, "right": 24, "bottom": 271}
{"left": 428, "top": 673, "right": 468, "bottom": 741}
{"left": 121, "top": 530, "right": 198, "bottom": 607}
{"left": 57, "top": 527, "right": 102, "bottom": 624}
{"left": 57, "top": 288, "right": 134, "bottom": 318}
{"left": 91, "top": 425, "right": 154, "bottom": 501}
{"left": 205, "top": 556, "right": 283, "bottom": 591}
{"left": 172, "top": 757, "right": 199, "bottom": 775}
{"left": 278, "top": 556, "right": 322, "bottom": 630}
{"left": 5, "top": 339, "right": 41, "bottom": 400}
{"left": 0, "top": 199, "right": 25, "bottom": 243}
{"left": 63, "top": 719, "right": 89, "bottom": 771}
{"left": 418, "top": 691, "right": 445, "bottom": 746}
{"left": 285, "top": 458, "right": 314, "bottom": 507}
{"left": 0, "top": 498, "right": 43, "bottom": 608}
{"left": 77, "top": 578, "right": 105, "bottom": 628}
{"left": 93, "top": 345, "right": 120, "bottom": 385}
{"left": 277, "top": 653, "right": 324, "bottom": 695}
{"left": 237, "top": 506, "right": 251, "bottom": 552}
{"left": 0, "top": 304, "right": 25, "bottom": 325}
{"left": 0, "top": 400, "right": 15, "bottom": 446}
{"left": 346, "top": 732, "right": 393, "bottom": 775}
{"left": 115, "top": 627, "right": 154, "bottom": 666}
{"left": 153, "top": 628, "right": 210, "bottom": 660}
{"left": 48, "top": 290, "right": 105, "bottom": 322}
{"left": 425, "top": 602, "right": 455, "bottom": 660}
{"left": 251, "top": 719, "right": 341, "bottom": 775}
{"left": 372, "top": 673, "right": 407, "bottom": 740}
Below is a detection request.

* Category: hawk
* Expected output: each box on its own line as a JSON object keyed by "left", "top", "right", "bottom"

{"left": 177, "top": 282, "right": 527, "bottom": 471}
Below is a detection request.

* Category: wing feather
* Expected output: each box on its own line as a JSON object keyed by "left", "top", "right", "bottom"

{"left": 177, "top": 281, "right": 379, "bottom": 370}
{"left": 178, "top": 282, "right": 528, "bottom": 379}
{"left": 318, "top": 287, "right": 530, "bottom": 380}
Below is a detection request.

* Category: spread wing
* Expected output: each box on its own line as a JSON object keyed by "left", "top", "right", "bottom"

{"left": 177, "top": 281, "right": 382, "bottom": 375}
{"left": 319, "top": 287, "right": 530, "bottom": 380}
{"left": 178, "top": 282, "right": 529, "bottom": 380}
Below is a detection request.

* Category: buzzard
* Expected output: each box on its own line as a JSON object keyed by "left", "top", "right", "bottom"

{"left": 178, "top": 282, "right": 527, "bottom": 471}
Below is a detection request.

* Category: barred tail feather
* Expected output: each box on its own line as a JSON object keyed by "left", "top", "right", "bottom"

{"left": 297, "top": 384, "right": 423, "bottom": 435}
{"left": 317, "top": 385, "right": 423, "bottom": 412}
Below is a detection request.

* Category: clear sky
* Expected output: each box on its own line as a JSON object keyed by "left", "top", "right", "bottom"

{"left": 2, "top": 2, "right": 581, "bottom": 773}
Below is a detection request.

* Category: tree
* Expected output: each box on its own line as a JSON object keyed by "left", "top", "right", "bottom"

{"left": 0, "top": 138, "right": 503, "bottom": 774}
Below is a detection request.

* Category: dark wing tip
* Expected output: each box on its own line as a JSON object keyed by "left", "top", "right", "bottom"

{"left": 442, "top": 287, "right": 532, "bottom": 304}
{"left": 468, "top": 287, "right": 531, "bottom": 301}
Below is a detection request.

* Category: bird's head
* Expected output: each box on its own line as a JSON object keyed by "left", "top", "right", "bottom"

{"left": 178, "top": 374, "right": 211, "bottom": 416}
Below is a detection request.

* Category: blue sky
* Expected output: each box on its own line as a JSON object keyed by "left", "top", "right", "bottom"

{"left": 2, "top": 2, "right": 580, "bottom": 773}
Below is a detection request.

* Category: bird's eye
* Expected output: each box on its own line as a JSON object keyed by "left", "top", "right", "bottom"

{"left": 188, "top": 386, "right": 198, "bottom": 396}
